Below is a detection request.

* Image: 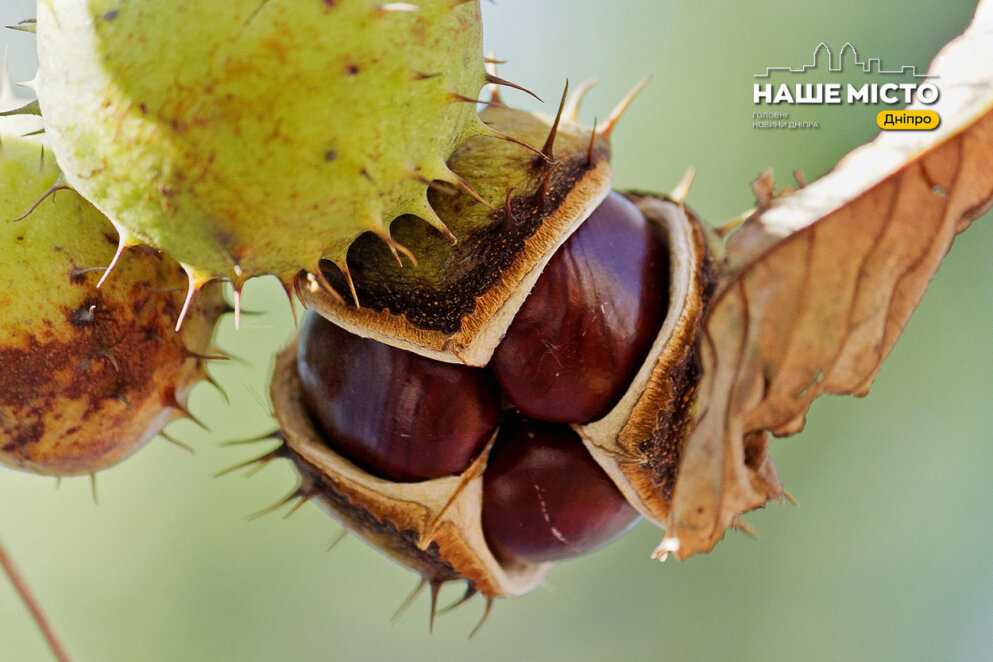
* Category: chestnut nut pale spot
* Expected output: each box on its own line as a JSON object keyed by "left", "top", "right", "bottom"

{"left": 491, "top": 191, "right": 670, "bottom": 424}
{"left": 296, "top": 312, "right": 500, "bottom": 482}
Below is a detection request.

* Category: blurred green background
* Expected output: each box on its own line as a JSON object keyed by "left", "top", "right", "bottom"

{"left": 2, "top": 1, "right": 992, "bottom": 660}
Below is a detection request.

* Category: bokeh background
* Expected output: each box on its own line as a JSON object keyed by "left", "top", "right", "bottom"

{"left": 2, "top": 1, "right": 992, "bottom": 660}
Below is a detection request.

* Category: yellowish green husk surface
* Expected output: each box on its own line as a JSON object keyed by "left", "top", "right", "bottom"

{"left": 35, "top": 0, "right": 488, "bottom": 294}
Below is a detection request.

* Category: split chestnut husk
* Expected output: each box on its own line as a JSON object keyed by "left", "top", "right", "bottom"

{"left": 269, "top": 103, "right": 720, "bottom": 605}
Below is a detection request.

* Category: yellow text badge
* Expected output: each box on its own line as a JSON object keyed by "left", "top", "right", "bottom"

{"left": 877, "top": 110, "right": 941, "bottom": 130}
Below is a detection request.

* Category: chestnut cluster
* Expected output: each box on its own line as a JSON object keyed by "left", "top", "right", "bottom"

{"left": 296, "top": 192, "right": 669, "bottom": 565}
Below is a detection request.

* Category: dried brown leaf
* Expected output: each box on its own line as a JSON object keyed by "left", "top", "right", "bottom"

{"left": 663, "top": 0, "right": 993, "bottom": 559}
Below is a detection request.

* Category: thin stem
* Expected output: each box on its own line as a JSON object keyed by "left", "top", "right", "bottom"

{"left": 0, "top": 538, "right": 72, "bottom": 662}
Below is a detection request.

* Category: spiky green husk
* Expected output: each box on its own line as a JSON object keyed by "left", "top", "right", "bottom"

{"left": 0, "top": 116, "right": 223, "bottom": 476}
{"left": 35, "top": 0, "right": 488, "bottom": 295}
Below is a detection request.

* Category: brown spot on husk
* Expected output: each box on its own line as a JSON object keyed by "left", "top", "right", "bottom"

{"left": 0, "top": 250, "right": 221, "bottom": 475}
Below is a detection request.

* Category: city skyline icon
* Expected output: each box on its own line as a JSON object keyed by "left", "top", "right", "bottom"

{"left": 754, "top": 42, "right": 936, "bottom": 79}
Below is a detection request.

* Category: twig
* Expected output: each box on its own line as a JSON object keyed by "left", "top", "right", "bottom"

{"left": 0, "top": 537, "right": 73, "bottom": 662}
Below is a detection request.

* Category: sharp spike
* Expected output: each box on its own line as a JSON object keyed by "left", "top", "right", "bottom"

{"left": 243, "top": 458, "right": 276, "bottom": 478}
{"left": 232, "top": 286, "right": 243, "bottom": 330}
{"left": 782, "top": 488, "right": 798, "bottom": 506}
{"left": 326, "top": 529, "right": 349, "bottom": 553}
{"left": 334, "top": 260, "right": 360, "bottom": 308}
{"left": 182, "top": 348, "right": 230, "bottom": 362}
{"left": 282, "top": 491, "right": 313, "bottom": 519}
{"left": 469, "top": 598, "right": 494, "bottom": 639}
{"left": 479, "top": 125, "right": 550, "bottom": 163}
{"left": 410, "top": 196, "right": 457, "bottom": 244}
{"left": 584, "top": 117, "right": 598, "bottom": 169}
{"left": 437, "top": 584, "right": 478, "bottom": 615}
{"left": 96, "top": 345, "right": 119, "bottom": 373}
{"left": 201, "top": 369, "right": 230, "bottom": 404}
{"left": 535, "top": 161, "right": 561, "bottom": 206}
{"left": 90, "top": 473, "right": 99, "bottom": 505}
{"left": 599, "top": 76, "right": 651, "bottom": 140}
{"left": 96, "top": 236, "right": 130, "bottom": 288}
{"left": 793, "top": 169, "right": 807, "bottom": 188}
{"left": 563, "top": 76, "right": 602, "bottom": 123}
{"left": 484, "top": 73, "right": 542, "bottom": 102}
{"left": 311, "top": 266, "right": 346, "bottom": 305}
{"left": 10, "top": 176, "right": 73, "bottom": 223}
{"left": 292, "top": 272, "right": 310, "bottom": 310}
{"left": 734, "top": 518, "right": 758, "bottom": 539}
{"left": 220, "top": 430, "right": 283, "bottom": 447}
{"left": 440, "top": 171, "right": 494, "bottom": 210}
{"left": 411, "top": 70, "right": 441, "bottom": 81}
{"left": 485, "top": 50, "right": 502, "bottom": 103}
{"left": 425, "top": 179, "right": 459, "bottom": 197}
{"left": 669, "top": 167, "right": 697, "bottom": 204}
{"left": 6, "top": 19, "right": 37, "bottom": 34}
{"left": 280, "top": 278, "right": 299, "bottom": 328}
{"left": 428, "top": 581, "right": 442, "bottom": 633}
{"left": 715, "top": 207, "right": 755, "bottom": 238}
{"left": 214, "top": 444, "right": 283, "bottom": 478}
{"left": 175, "top": 269, "right": 205, "bottom": 332}
{"left": 371, "top": 228, "right": 418, "bottom": 267}
{"left": 116, "top": 391, "right": 134, "bottom": 411}
{"left": 0, "top": 98, "right": 40, "bottom": 117}
{"left": 482, "top": 56, "right": 507, "bottom": 65}
{"left": 177, "top": 403, "right": 210, "bottom": 433}
{"left": 214, "top": 448, "right": 281, "bottom": 477}
{"left": 247, "top": 487, "right": 302, "bottom": 521}
{"left": 540, "top": 80, "right": 569, "bottom": 161}
{"left": 159, "top": 431, "right": 195, "bottom": 455}
{"left": 502, "top": 187, "right": 520, "bottom": 226}
{"left": 392, "top": 578, "right": 427, "bottom": 624}
{"left": 385, "top": 241, "right": 403, "bottom": 266}
{"left": 54, "top": 477, "right": 61, "bottom": 490}
{"left": 449, "top": 93, "right": 508, "bottom": 109}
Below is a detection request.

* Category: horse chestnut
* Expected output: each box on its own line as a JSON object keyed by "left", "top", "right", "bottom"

{"left": 270, "top": 100, "right": 714, "bottom": 605}
{"left": 491, "top": 191, "right": 669, "bottom": 423}
{"left": 481, "top": 415, "right": 641, "bottom": 565}
{"left": 297, "top": 312, "right": 500, "bottom": 482}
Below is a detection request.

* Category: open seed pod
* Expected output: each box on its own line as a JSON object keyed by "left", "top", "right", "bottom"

{"left": 269, "top": 92, "right": 719, "bottom": 601}
{"left": 299, "top": 101, "right": 612, "bottom": 366}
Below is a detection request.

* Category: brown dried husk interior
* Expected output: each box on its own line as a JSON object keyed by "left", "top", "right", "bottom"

{"left": 577, "top": 193, "right": 719, "bottom": 529}
{"left": 300, "top": 105, "right": 612, "bottom": 367}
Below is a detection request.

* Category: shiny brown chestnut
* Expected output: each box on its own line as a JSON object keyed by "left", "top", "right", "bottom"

{"left": 296, "top": 312, "right": 500, "bottom": 482}
{"left": 490, "top": 191, "right": 669, "bottom": 423}
{"left": 482, "top": 414, "right": 642, "bottom": 565}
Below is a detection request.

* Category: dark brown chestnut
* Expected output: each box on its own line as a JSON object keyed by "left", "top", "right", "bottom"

{"left": 296, "top": 312, "right": 500, "bottom": 482}
{"left": 490, "top": 191, "right": 669, "bottom": 423}
{"left": 481, "top": 414, "right": 642, "bottom": 565}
